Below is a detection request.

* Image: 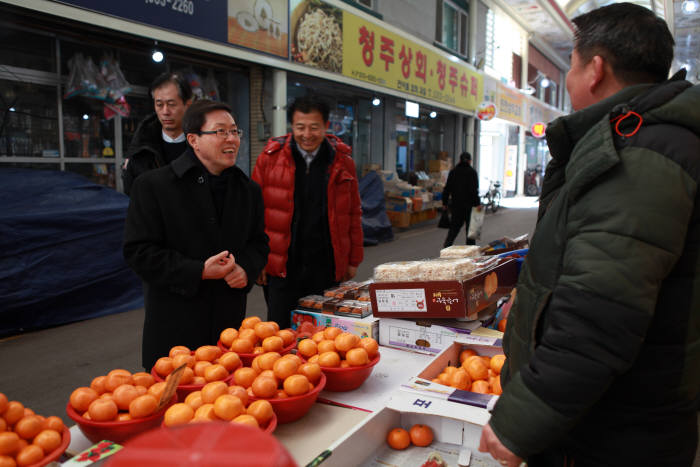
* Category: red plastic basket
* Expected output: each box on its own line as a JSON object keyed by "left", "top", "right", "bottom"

{"left": 248, "top": 373, "right": 326, "bottom": 424}
{"left": 320, "top": 354, "right": 381, "bottom": 392}
{"left": 25, "top": 425, "right": 71, "bottom": 467}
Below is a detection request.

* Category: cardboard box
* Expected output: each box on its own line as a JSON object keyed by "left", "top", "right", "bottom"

{"left": 378, "top": 311, "right": 496, "bottom": 355}
{"left": 400, "top": 335, "right": 503, "bottom": 410}
{"left": 290, "top": 309, "right": 379, "bottom": 340}
{"left": 370, "top": 258, "right": 518, "bottom": 320}
{"left": 386, "top": 211, "right": 410, "bottom": 228}
{"left": 428, "top": 159, "right": 451, "bottom": 172}
{"left": 384, "top": 195, "right": 410, "bottom": 212}
{"left": 317, "top": 391, "right": 497, "bottom": 466}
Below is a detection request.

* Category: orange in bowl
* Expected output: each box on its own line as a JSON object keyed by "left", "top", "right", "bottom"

{"left": 248, "top": 373, "right": 326, "bottom": 424}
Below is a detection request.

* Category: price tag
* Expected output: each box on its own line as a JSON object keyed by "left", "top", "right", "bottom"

{"left": 156, "top": 363, "right": 185, "bottom": 410}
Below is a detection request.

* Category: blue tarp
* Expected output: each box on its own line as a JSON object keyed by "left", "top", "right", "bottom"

{"left": 0, "top": 168, "right": 143, "bottom": 337}
{"left": 359, "top": 171, "right": 393, "bottom": 246}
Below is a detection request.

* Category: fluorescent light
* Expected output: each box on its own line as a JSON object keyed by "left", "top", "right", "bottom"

{"left": 372, "top": 97, "right": 381, "bottom": 106}
{"left": 405, "top": 101, "right": 419, "bottom": 118}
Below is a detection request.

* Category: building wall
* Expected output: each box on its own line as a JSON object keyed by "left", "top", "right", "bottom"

{"left": 375, "top": 0, "right": 438, "bottom": 45}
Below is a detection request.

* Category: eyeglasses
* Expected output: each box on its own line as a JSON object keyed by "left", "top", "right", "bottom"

{"left": 198, "top": 128, "right": 243, "bottom": 138}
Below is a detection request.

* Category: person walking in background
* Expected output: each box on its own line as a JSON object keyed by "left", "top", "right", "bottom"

{"left": 252, "top": 95, "right": 363, "bottom": 329}
{"left": 123, "top": 72, "right": 193, "bottom": 195}
{"left": 479, "top": 3, "right": 700, "bottom": 466}
{"left": 123, "top": 100, "right": 269, "bottom": 370}
{"left": 442, "top": 152, "right": 480, "bottom": 247}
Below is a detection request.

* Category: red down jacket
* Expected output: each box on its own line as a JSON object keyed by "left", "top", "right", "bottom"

{"left": 252, "top": 134, "right": 363, "bottom": 281}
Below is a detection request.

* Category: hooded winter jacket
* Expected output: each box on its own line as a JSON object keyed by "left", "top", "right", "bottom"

{"left": 252, "top": 134, "right": 363, "bottom": 282}
{"left": 490, "top": 72, "right": 700, "bottom": 466}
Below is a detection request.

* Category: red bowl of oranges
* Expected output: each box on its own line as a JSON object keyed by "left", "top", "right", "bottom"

{"left": 296, "top": 326, "right": 381, "bottom": 392}
{"left": 217, "top": 318, "right": 297, "bottom": 366}
{"left": 249, "top": 372, "right": 326, "bottom": 424}
{"left": 0, "top": 392, "right": 71, "bottom": 467}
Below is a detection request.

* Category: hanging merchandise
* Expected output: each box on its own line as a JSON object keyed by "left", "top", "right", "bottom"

{"left": 99, "top": 54, "right": 132, "bottom": 103}
{"left": 181, "top": 68, "right": 204, "bottom": 100}
{"left": 203, "top": 70, "right": 220, "bottom": 101}
{"left": 64, "top": 53, "right": 102, "bottom": 100}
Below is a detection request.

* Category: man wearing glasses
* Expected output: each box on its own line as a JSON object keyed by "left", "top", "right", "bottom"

{"left": 124, "top": 99, "right": 269, "bottom": 370}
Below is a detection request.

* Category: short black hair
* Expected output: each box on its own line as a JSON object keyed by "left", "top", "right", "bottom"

{"left": 287, "top": 95, "right": 330, "bottom": 123}
{"left": 151, "top": 72, "right": 193, "bottom": 103}
{"left": 460, "top": 152, "right": 472, "bottom": 163}
{"left": 572, "top": 2, "right": 674, "bottom": 84}
{"left": 182, "top": 99, "right": 232, "bottom": 135}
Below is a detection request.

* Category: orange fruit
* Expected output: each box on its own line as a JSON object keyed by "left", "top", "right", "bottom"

{"left": 132, "top": 372, "right": 156, "bottom": 388}
{"left": 228, "top": 386, "right": 249, "bottom": 406}
{"left": 0, "top": 393, "right": 7, "bottom": 414}
{"left": 251, "top": 376, "right": 278, "bottom": 399}
{"left": 15, "top": 444, "right": 43, "bottom": 466}
{"left": 268, "top": 321, "right": 280, "bottom": 333}
{"left": 246, "top": 399, "right": 274, "bottom": 425}
{"left": 184, "top": 392, "right": 204, "bottom": 411}
{"left": 308, "top": 355, "right": 319, "bottom": 364}
{"left": 297, "top": 339, "right": 318, "bottom": 358}
{"left": 213, "top": 395, "right": 245, "bottom": 421}
{"left": 498, "top": 319, "right": 507, "bottom": 333}
{"left": 253, "top": 346, "right": 265, "bottom": 355}
{"left": 33, "top": 429, "right": 62, "bottom": 454}
{"left": 491, "top": 375, "right": 503, "bottom": 395}
{"left": 340, "top": 360, "right": 351, "bottom": 368}
{"left": 254, "top": 322, "right": 276, "bottom": 340}
{"left": 193, "top": 360, "right": 212, "bottom": 377}
{"left": 318, "top": 351, "right": 341, "bottom": 368}
{"left": 317, "top": 339, "right": 336, "bottom": 354}
{"left": 193, "top": 404, "right": 219, "bottom": 421}
{"left": 220, "top": 328, "right": 239, "bottom": 347}
{"left": 346, "top": 348, "right": 369, "bottom": 366}
{"left": 240, "top": 316, "right": 262, "bottom": 329}
{"left": 104, "top": 369, "right": 133, "bottom": 392}
{"left": 280, "top": 353, "right": 303, "bottom": 366}
{"left": 471, "top": 380, "right": 490, "bottom": 394}
{"left": 231, "top": 414, "right": 258, "bottom": 428}
{"left": 386, "top": 427, "right": 410, "bottom": 450}
{"left": 230, "top": 338, "right": 255, "bottom": 354}
{"left": 298, "top": 362, "right": 322, "bottom": 384}
{"left": 0, "top": 432, "right": 20, "bottom": 456}
{"left": 176, "top": 367, "right": 195, "bottom": 385}
{"left": 147, "top": 382, "right": 167, "bottom": 400}
{"left": 129, "top": 394, "right": 158, "bottom": 418}
{"left": 0, "top": 419, "right": 5, "bottom": 432}
{"left": 409, "top": 424, "right": 434, "bottom": 447}
{"left": 277, "top": 329, "right": 296, "bottom": 347}
{"left": 233, "top": 367, "right": 258, "bottom": 389}
{"left": 437, "top": 372, "right": 451, "bottom": 386}
{"left": 311, "top": 331, "right": 326, "bottom": 343}
{"left": 358, "top": 338, "right": 379, "bottom": 359}
{"left": 490, "top": 354, "right": 506, "bottom": 374}
{"left": 153, "top": 357, "right": 174, "bottom": 377}
{"left": 275, "top": 389, "right": 288, "bottom": 399}
{"left": 450, "top": 369, "right": 472, "bottom": 390}
{"left": 463, "top": 356, "right": 489, "bottom": 381}
{"left": 201, "top": 381, "right": 229, "bottom": 404}
{"left": 238, "top": 328, "right": 258, "bottom": 344}
{"left": 459, "top": 348, "right": 478, "bottom": 363}
{"left": 204, "top": 364, "right": 229, "bottom": 382}
{"left": 334, "top": 332, "right": 359, "bottom": 352}
{"left": 217, "top": 352, "right": 242, "bottom": 372}
{"left": 195, "top": 345, "right": 222, "bottom": 362}
{"left": 88, "top": 398, "right": 118, "bottom": 421}
{"left": 42, "top": 416, "right": 64, "bottom": 433}
{"left": 164, "top": 403, "right": 194, "bottom": 427}
{"left": 90, "top": 376, "right": 107, "bottom": 395}
{"left": 117, "top": 413, "right": 132, "bottom": 421}
{"left": 0, "top": 456, "right": 14, "bottom": 467}
{"left": 69, "top": 388, "right": 98, "bottom": 413}
{"left": 192, "top": 376, "right": 206, "bottom": 385}
{"left": 4, "top": 400, "right": 25, "bottom": 427}
{"left": 169, "top": 345, "right": 191, "bottom": 358}
{"left": 112, "top": 384, "right": 140, "bottom": 411}
{"left": 257, "top": 352, "right": 281, "bottom": 371}
{"left": 283, "top": 374, "right": 310, "bottom": 396}
{"left": 323, "top": 327, "right": 342, "bottom": 340}
{"left": 272, "top": 357, "right": 299, "bottom": 381}
{"left": 172, "top": 353, "right": 196, "bottom": 370}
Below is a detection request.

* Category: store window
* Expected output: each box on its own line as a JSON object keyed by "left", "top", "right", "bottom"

{"left": 437, "top": 0, "right": 468, "bottom": 57}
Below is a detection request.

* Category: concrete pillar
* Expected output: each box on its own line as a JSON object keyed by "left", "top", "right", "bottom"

{"left": 272, "top": 69, "right": 287, "bottom": 137}
{"left": 517, "top": 38, "right": 530, "bottom": 196}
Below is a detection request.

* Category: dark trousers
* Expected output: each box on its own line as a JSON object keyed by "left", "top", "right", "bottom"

{"left": 443, "top": 206, "right": 475, "bottom": 247}
{"left": 263, "top": 270, "right": 336, "bottom": 330}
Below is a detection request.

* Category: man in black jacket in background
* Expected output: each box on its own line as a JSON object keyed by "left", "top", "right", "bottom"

{"left": 442, "top": 152, "right": 480, "bottom": 247}
{"left": 122, "top": 72, "right": 192, "bottom": 195}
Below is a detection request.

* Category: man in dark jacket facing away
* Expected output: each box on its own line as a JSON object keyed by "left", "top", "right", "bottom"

{"left": 123, "top": 100, "right": 269, "bottom": 370}
{"left": 479, "top": 3, "right": 700, "bottom": 467}
{"left": 122, "top": 72, "right": 192, "bottom": 195}
{"left": 252, "top": 95, "right": 363, "bottom": 329}
{"left": 442, "top": 152, "right": 480, "bottom": 247}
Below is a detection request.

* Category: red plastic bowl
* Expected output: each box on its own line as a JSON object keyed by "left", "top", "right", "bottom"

{"left": 150, "top": 365, "right": 238, "bottom": 401}
{"left": 161, "top": 411, "right": 277, "bottom": 434}
{"left": 66, "top": 395, "right": 177, "bottom": 444}
{"left": 216, "top": 339, "right": 296, "bottom": 366}
{"left": 320, "top": 354, "right": 381, "bottom": 392}
{"left": 25, "top": 425, "right": 71, "bottom": 467}
{"left": 249, "top": 373, "right": 326, "bottom": 424}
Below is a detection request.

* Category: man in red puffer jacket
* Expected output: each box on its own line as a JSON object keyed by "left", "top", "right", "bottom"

{"left": 252, "top": 95, "right": 363, "bottom": 329}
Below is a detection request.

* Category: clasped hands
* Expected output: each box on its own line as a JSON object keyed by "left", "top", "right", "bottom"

{"left": 202, "top": 250, "right": 247, "bottom": 289}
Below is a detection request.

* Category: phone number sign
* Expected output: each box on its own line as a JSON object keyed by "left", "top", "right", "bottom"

{"left": 343, "top": 12, "right": 482, "bottom": 112}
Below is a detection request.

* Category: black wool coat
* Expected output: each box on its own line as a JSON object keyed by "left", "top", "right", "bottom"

{"left": 442, "top": 161, "right": 480, "bottom": 210}
{"left": 123, "top": 149, "right": 269, "bottom": 369}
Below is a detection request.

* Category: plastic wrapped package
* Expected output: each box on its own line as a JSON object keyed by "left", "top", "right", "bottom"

{"left": 373, "top": 261, "right": 422, "bottom": 282}
{"left": 418, "top": 257, "right": 477, "bottom": 281}
{"left": 297, "top": 295, "right": 329, "bottom": 310}
{"left": 440, "top": 245, "right": 481, "bottom": 258}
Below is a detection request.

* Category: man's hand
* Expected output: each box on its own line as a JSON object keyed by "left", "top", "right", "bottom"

{"left": 202, "top": 251, "right": 236, "bottom": 280}
{"left": 256, "top": 270, "right": 267, "bottom": 286}
{"left": 224, "top": 264, "right": 248, "bottom": 289}
{"left": 479, "top": 423, "right": 523, "bottom": 467}
{"left": 343, "top": 265, "right": 358, "bottom": 281}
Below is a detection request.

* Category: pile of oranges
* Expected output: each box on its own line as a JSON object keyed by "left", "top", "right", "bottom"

{"left": 296, "top": 326, "right": 379, "bottom": 368}
{"left": 432, "top": 348, "right": 505, "bottom": 395}
{"left": 69, "top": 368, "right": 165, "bottom": 422}
{"left": 220, "top": 317, "right": 296, "bottom": 355}
{"left": 386, "top": 424, "right": 434, "bottom": 450}
{"left": 242, "top": 353, "right": 320, "bottom": 399}
{"left": 152, "top": 345, "right": 241, "bottom": 385}
{"left": 0, "top": 392, "right": 66, "bottom": 466}
{"left": 163, "top": 381, "right": 274, "bottom": 429}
